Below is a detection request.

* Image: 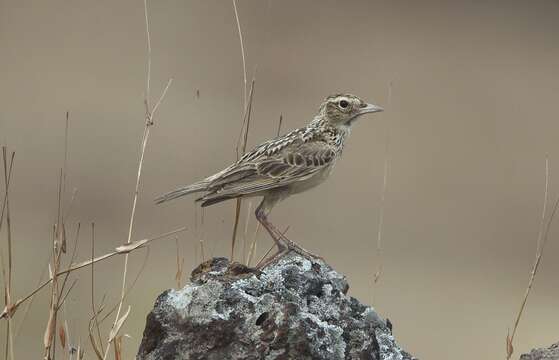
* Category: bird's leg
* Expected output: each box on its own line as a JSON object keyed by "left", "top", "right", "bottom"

{"left": 255, "top": 206, "right": 287, "bottom": 253}
{"left": 280, "top": 234, "right": 324, "bottom": 263}
{"left": 255, "top": 205, "right": 289, "bottom": 268}
{"left": 254, "top": 194, "right": 324, "bottom": 269}
{"left": 255, "top": 202, "right": 323, "bottom": 268}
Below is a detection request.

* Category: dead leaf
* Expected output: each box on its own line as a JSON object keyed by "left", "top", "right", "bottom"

{"left": 43, "top": 309, "right": 55, "bottom": 349}
{"left": 61, "top": 222, "right": 67, "bottom": 253}
{"left": 0, "top": 301, "right": 18, "bottom": 319}
{"left": 88, "top": 315, "right": 104, "bottom": 360}
{"left": 116, "top": 239, "right": 148, "bottom": 254}
{"left": 114, "top": 335, "right": 123, "bottom": 360}
{"left": 59, "top": 325, "right": 66, "bottom": 349}
{"left": 109, "top": 306, "right": 131, "bottom": 343}
{"left": 506, "top": 332, "right": 514, "bottom": 359}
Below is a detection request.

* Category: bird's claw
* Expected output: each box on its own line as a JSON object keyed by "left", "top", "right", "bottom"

{"left": 284, "top": 240, "right": 323, "bottom": 262}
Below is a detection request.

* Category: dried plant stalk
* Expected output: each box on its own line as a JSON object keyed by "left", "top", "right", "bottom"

{"left": 90, "top": 223, "right": 104, "bottom": 354}
{"left": 0, "top": 227, "right": 185, "bottom": 321}
{"left": 506, "top": 158, "right": 558, "bottom": 359}
{"left": 231, "top": 81, "right": 255, "bottom": 261}
{"left": 371, "top": 80, "right": 393, "bottom": 302}
{"left": 105, "top": 0, "right": 172, "bottom": 357}
{"left": 1, "top": 147, "right": 15, "bottom": 360}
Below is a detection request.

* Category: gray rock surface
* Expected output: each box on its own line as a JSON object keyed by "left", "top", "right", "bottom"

{"left": 137, "top": 251, "right": 416, "bottom": 360}
{"left": 521, "top": 343, "right": 559, "bottom": 360}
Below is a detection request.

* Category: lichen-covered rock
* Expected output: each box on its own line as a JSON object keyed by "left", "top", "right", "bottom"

{"left": 137, "top": 251, "right": 415, "bottom": 360}
{"left": 521, "top": 343, "right": 559, "bottom": 360}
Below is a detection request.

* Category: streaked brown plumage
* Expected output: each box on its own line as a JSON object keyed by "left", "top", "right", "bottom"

{"left": 156, "top": 94, "right": 383, "bottom": 264}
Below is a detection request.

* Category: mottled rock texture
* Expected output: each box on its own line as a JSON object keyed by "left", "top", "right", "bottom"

{"left": 137, "top": 251, "right": 415, "bottom": 360}
{"left": 521, "top": 343, "right": 559, "bottom": 360}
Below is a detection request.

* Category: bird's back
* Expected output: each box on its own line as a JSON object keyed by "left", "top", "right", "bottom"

{"left": 156, "top": 93, "right": 380, "bottom": 206}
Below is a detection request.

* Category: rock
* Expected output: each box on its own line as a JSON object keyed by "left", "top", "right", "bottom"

{"left": 137, "top": 251, "right": 416, "bottom": 360}
{"left": 520, "top": 343, "right": 559, "bottom": 360}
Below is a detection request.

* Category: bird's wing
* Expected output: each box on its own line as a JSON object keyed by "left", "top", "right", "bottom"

{"left": 199, "top": 140, "right": 337, "bottom": 202}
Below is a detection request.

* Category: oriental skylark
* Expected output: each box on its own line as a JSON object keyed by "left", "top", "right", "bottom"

{"left": 156, "top": 94, "right": 383, "bottom": 263}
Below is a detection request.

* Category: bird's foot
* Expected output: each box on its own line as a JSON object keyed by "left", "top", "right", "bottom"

{"left": 284, "top": 239, "right": 324, "bottom": 262}
{"left": 255, "top": 240, "right": 323, "bottom": 270}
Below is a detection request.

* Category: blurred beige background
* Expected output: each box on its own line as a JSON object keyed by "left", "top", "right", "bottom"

{"left": 1, "top": 0, "right": 559, "bottom": 358}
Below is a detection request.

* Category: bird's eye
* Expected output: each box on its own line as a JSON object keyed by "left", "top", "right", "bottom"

{"left": 338, "top": 100, "right": 349, "bottom": 109}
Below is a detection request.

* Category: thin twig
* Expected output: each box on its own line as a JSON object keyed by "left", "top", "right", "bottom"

{"left": 107, "top": 0, "right": 172, "bottom": 356}
{"left": 144, "top": 0, "right": 151, "bottom": 112}
{"left": 44, "top": 175, "right": 62, "bottom": 359}
{"left": 57, "top": 279, "right": 77, "bottom": 309}
{"left": 242, "top": 202, "right": 252, "bottom": 263}
{"left": 200, "top": 208, "right": 206, "bottom": 262}
{"left": 230, "top": 0, "right": 251, "bottom": 260}
{"left": 151, "top": 79, "right": 173, "bottom": 121}
{"left": 0, "top": 227, "right": 185, "bottom": 321}
{"left": 90, "top": 223, "right": 104, "bottom": 354}
{"left": 232, "top": 0, "right": 247, "bottom": 111}
{"left": 175, "top": 238, "right": 184, "bottom": 289}
{"left": 56, "top": 224, "right": 81, "bottom": 360}
{"left": 276, "top": 114, "right": 283, "bottom": 137}
{"left": 231, "top": 80, "right": 255, "bottom": 260}
{"left": 61, "top": 112, "right": 70, "bottom": 253}
{"left": 0, "top": 150, "right": 15, "bottom": 234}
{"left": 372, "top": 80, "right": 393, "bottom": 301}
{"left": 98, "top": 247, "right": 150, "bottom": 325}
{"left": 14, "top": 254, "right": 51, "bottom": 337}
{"left": 1, "top": 147, "right": 15, "bottom": 360}
{"left": 56, "top": 223, "right": 81, "bottom": 309}
{"left": 245, "top": 222, "right": 261, "bottom": 266}
{"left": 506, "top": 158, "right": 556, "bottom": 359}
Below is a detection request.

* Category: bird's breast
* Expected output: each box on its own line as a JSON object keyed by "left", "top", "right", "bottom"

{"left": 287, "top": 162, "right": 336, "bottom": 195}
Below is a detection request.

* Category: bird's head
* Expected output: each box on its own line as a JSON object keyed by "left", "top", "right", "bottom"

{"left": 319, "top": 94, "right": 383, "bottom": 127}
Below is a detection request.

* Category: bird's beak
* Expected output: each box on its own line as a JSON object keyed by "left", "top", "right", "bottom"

{"left": 358, "top": 103, "right": 384, "bottom": 115}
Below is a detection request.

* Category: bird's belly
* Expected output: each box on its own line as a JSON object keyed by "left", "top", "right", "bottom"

{"left": 288, "top": 165, "right": 334, "bottom": 195}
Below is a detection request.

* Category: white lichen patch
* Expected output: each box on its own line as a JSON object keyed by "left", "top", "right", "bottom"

{"left": 299, "top": 312, "right": 346, "bottom": 358}
{"left": 166, "top": 281, "right": 229, "bottom": 324}
{"left": 377, "top": 331, "right": 407, "bottom": 360}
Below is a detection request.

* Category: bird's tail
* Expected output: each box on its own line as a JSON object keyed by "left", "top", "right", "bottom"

{"left": 155, "top": 181, "right": 209, "bottom": 204}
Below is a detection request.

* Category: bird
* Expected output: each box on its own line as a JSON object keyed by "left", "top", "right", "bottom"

{"left": 156, "top": 93, "right": 383, "bottom": 265}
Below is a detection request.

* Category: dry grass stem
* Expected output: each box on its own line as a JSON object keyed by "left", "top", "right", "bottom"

{"left": 199, "top": 208, "right": 206, "bottom": 262}
{"left": 242, "top": 201, "right": 253, "bottom": 263}
{"left": 14, "top": 255, "right": 51, "bottom": 337}
{"left": 372, "top": 81, "right": 393, "bottom": 301}
{"left": 43, "top": 173, "right": 64, "bottom": 359}
{"left": 506, "top": 157, "right": 557, "bottom": 359}
{"left": 57, "top": 279, "right": 77, "bottom": 309}
{"left": 232, "top": 0, "right": 247, "bottom": 110}
{"left": 245, "top": 222, "right": 261, "bottom": 266}
{"left": 231, "top": 80, "right": 255, "bottom": 260}
{"left": 114, "top": 335, "right": 123, "bottom": 360}
{"left": 175, "top": 238, "right": 185, "bottom": 289}
{"left": 90, "top": 223, "right": 104, "bottom": 355}
{"left": 108, "top": 306, "right": 130, "bottom": 344}
{"left": 98, "top": 247, "right": 150, "bottom": 325}
{"left": 58, "top": 324, "right": 66, "bottom": 350}
{"left": 1, "top": 147, "right": 15, "bottom": 360}
{"left": 107, "top": 0, "right": 173, "bottom": 357}
{"left": 89, "top": 309, "right": 105, "bottom": 360}
{"left": 0, "top": 227, "right": 185, "bottom": 321}
{"left": 230, "top": 0, "right": 254, "bottom": 261}
{"left": 276, "top": 114, "right": 283, "bottom": 137}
